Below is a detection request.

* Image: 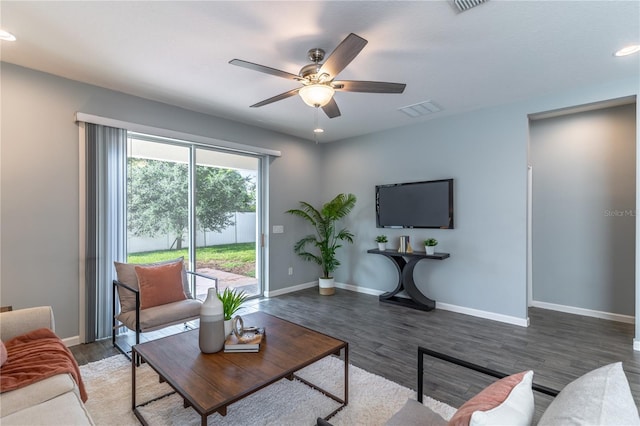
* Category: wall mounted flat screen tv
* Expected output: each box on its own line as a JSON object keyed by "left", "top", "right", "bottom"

{"left": 376, "top": 179, "right": 454, "bottom": 229}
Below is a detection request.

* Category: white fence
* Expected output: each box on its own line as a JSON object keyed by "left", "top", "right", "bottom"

{"left": 128, "top": 212, "right": 256, "bottom": 253}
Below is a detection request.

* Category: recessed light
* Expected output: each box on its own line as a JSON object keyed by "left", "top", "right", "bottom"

{"left": 0, "top": 30, "right": 16, "bottom": 41}
{"left": 614, "top": 45, "right": 640, "bottom": 57}
{"left": 313, "top": 128, "right": 324, "bottom": 133}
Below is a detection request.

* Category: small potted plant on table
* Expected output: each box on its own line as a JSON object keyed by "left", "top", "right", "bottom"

{"left": 218, "top": 287, "right": 249, "bottom": 335}
{"left": 424, "top": 238, "right": 438, "bottom": 255}
{"left": 375, "top": 235, "right": 388, "bottom": 251}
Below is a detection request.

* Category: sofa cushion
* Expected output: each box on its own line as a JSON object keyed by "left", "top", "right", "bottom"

{"left": 448, "top": 370, "right": 534, "bottom": 426}
{"left": 538, "top": 362, "right": 640, "bottom": 426}
{"left": 386, "top": 398, "right": 447, "bottom": 426}
{"left": 1, "top": 389, "right": 94, "bottom": 425}
{"left": 0, "top": 373, "right": 77, "bottom": 418}
{"left": 1, "top": 328, "right": 87, "bottom": 402}
{"left": 135, "top": 262, "right": 186, "bottom": 309}
{"left": 1, "top": 340, "right": 7, "bottom": 366}
{"left": 114, "top": 257, "right": 191, "bottom": 313}
{"left": 116, "top": 299, "right": 202, "bottom": 332}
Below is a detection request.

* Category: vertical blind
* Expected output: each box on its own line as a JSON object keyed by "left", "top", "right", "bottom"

{"left": 85, "top": 123, "right": 127, "bottom": 341}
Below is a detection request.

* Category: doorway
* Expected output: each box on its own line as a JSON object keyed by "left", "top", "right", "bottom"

{"left": 527, "top": 101, "right": 636, "bottom": 321}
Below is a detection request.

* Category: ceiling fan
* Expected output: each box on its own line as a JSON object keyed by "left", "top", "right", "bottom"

{"left": 229, "top": 33, "right": 406, "bottom": 119}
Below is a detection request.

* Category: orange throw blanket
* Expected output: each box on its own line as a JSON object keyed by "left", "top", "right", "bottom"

{"left": 0, "top": 328, "right": 87, "bottom": 402}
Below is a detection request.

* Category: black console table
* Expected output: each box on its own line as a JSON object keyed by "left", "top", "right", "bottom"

{"left": 367, "top": 249, "right": 450, "bottom": 311}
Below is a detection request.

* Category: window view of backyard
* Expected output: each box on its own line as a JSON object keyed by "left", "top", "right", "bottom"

{"left": 126, "top": 136, "right": 260, "bottom": 299}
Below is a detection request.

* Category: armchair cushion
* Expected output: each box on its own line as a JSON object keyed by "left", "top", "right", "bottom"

{"left": 114, "top": 257, "right": 191, "bottom": 313}
{"left": 135, "top": 262, "right": 186, "bottom": 309}
{"left": 116, "top": 299, "right": 202, "bottom": 333}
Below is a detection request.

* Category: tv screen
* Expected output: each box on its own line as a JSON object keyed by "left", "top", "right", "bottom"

{"left": 376, "top": 179, "right": 454, "bottom": 229}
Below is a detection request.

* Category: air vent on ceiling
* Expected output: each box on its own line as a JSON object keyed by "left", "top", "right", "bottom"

{"left": 453, "top": 0, "right": 488, "bottom": 12}
{"left": 398, "top": 101, "right": 442, "bottom": 118}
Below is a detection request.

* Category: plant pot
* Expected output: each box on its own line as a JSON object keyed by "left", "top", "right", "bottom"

{"left": 224, "top": 319, "right": 233, "bottom": 336}
{"left": 377, "top": 242, "right": 386, "bottom": 251}
{"left": 319, "top": 277, "right": 335, "bottom": 296}
{"left": 425, "top": 246, "right": 435, "bottom": 255}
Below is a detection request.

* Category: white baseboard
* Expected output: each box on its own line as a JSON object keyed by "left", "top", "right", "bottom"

{"left": 335, "top": 281, "right": 385, "bottom": 296}
{"left": 63, "top": 336, "right": 81, "bottom": 347}
{"left": 265, "top": 281, "right": 386, "bottom": 298}
{"left": 531, "top": 300, "right": 635, "bottom": 324}
{"left": 335, "top": 282, "right": 529, "bottom": 327}
{"left": 634, "top": 339, "right": 640, "bottom": 352}
{"left": 436, "top": 302, "right": 529, "bottom": 327}
{"left": 264, "top": 281, "right": 318, "bottom": 298}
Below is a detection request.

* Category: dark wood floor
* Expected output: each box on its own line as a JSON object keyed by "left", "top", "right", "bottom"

{"left": 71, "top": 288, "right": 640, "bottom": 420}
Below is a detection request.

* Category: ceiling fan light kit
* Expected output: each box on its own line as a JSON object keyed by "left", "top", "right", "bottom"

{"left": 230, "top": 33, "right": 406, "bottom": 119}
{"left": 299, "top": 84, "right": 335, "bottom": 107}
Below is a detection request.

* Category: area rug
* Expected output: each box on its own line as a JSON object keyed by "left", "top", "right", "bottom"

{"left": 80, "top": 354, "right": 456, "bottom": 425}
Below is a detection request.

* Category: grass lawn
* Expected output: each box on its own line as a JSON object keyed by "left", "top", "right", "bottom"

{"left": 127, "top": 243, "right": 256, "bottom": 277}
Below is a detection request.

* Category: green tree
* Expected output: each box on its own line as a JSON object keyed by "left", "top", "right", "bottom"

{"left": 127, "top": 159, "right": 255, "bottom": 249}
{"left": 196, "top": 167, "right": 255, "bottom": 231}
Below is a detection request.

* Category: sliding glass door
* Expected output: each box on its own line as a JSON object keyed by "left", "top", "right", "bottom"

{"left": 193, "top": 148, "right": 260, "bottom": 298}
{"left": 126, "top": 134, "right": 263, "bottom": 298}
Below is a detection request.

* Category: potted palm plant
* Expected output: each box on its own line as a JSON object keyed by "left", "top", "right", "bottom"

{"left": 218, "top": 287, "right": 249, "bottom": 335}
{"left": 286, "top": 193, "right": 357, "bottom": 295}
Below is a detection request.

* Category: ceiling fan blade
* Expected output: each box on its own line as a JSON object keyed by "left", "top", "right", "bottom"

{"left": 333, "top": 80, "right": 406, "bottom": 94}
{"left": 318, "top": 33, "right": 368, "bottom": 79}
{"left": 229, "top": 59, "right": 300, "bottom": 81}
{"left": 322, "top": 98, "right": 341, "bottom": 119}
{"left": 250, "top": 88, "right": 300, "bottom": 108}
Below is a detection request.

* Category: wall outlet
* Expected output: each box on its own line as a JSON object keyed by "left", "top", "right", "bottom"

{"left": 288, "top": 267, "right": 293, "bottom": 275}
{"left": 273, "top": 225, "right": 284, "bottom": 234}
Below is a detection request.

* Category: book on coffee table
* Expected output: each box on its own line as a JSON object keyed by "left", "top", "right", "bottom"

{"left": 224, "top": 327, "right": 265, "bottom": 352}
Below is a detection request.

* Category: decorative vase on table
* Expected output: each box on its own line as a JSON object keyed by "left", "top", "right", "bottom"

{"left": 377, "top": 242, "right": 386, "bottom": 251}
{"left": 199, "top": 287, "right": 225, "bottom": 353}
{"left": 425, "top": 246, "right": 435, "bottom": 255}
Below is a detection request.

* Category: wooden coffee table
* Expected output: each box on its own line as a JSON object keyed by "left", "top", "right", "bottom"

{"left": 131, "top": 311, "right": 348, "bottom": 426}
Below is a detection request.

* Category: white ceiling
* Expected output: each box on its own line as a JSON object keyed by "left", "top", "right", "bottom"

{"left": 1, "top": 1, "right": 639, "bottom": 142}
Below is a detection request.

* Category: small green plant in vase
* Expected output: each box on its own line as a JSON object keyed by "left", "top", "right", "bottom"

{"left": 424, "top": 238, "right": 438, "bottom": 255}
{"left": 375, "top": 235, "right": 388, "bottom": 250}
{"left": 218, "top": 287, "right": 249, "bottom": 335}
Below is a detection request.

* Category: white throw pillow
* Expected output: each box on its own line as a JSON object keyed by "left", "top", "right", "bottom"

{"left": 448, "top": 370, "right": 534, "bottom": 426}
{"left": 469, "top": 370, "right": 534, "bottom": 426}
{"left": 538, "top": 362, "right": 640, "bottom": 426}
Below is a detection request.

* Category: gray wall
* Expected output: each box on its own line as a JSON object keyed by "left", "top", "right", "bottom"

{"left": 530, "top": 104, "right": 636, "bottom": 315}
{"left": 2, "top": 61, "right": 639, "bottom": 343}
{"left": 322, "top": 78, "right": 639, "bottom": 325}
{"left": 0, "top": 63, "right": 322, "bottom": 339}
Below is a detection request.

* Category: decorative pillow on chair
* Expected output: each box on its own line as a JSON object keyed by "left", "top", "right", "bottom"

{"left": 538, "top": 362, "right": 640, "bottom": 426}
{"left": 114, "top": 257, "right": 191, "bottom": 312}
{"left": 135, "top": 261, "right": 187, "bottom": 309}
{"left": 448, "top": 370, "right": 534, "bottom": 426}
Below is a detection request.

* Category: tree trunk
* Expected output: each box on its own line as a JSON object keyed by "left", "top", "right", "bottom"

{"left": 172, "top": 236, "right": 183, "bottom": 250}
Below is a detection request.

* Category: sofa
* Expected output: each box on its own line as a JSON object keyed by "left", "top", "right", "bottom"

{"left": 0, "top": 306, "right": 94, "bottom": 425}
